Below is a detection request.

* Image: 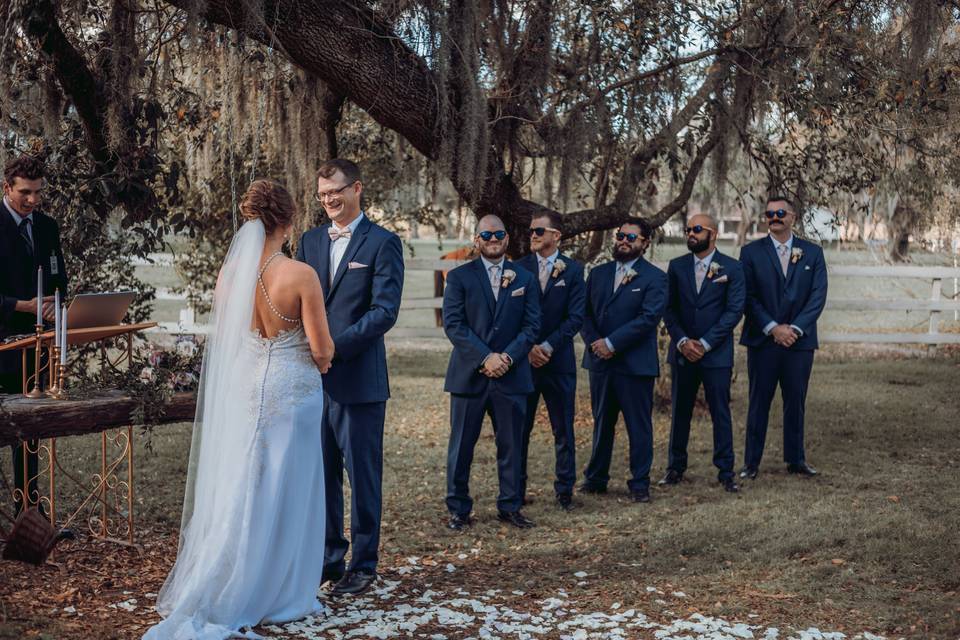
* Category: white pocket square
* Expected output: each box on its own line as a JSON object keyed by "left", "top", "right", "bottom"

{"left": 804, "top": 265, "right": 811, "bottom": 270}
{"left": 511, "top": 287, "right": 525, "bottom": 297}
{"left": 631, "top": 287, "right": 642, "bottom": 292}
{"left": 348, "top": 262, "right": 368, "bottom": 269}
{"left": 713, "top": 275, "right": 729, "bottom": 283}
{"left": 553, "top": 280, "right": 566, "bottom": 287}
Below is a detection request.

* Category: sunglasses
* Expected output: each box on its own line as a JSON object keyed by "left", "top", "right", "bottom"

{"left": 529, "top": 226, "right": 560, "bottom": 237}
{"left": 764, "top": 209, "right": 790, "bottom": 220}
{"left": 478, "top": 230, "right": 507, "bottom": 241}
{"left": 615, "top": 232, "right": 645, "bottom": 242}
{"left": 684, "top": 225, "right": 715, "bottom": 235}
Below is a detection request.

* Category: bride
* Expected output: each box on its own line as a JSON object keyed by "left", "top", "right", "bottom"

{"left": 145, "top": 180, "right": 335, "bottom": 640}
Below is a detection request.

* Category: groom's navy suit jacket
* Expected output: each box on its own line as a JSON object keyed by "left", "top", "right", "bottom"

{"left": 739, "top": 236, "right": 827, "bottom": 351}
{"left": 580, "top": 257, "right": 667, "bottom": 377}
{"left": 663, "top": 251, "right": 745, "bottom": 369}
{"left": 296, "top": 215, "right": 404, "bottom": 403}
{"left": 442, "top": 259, "right": 540, "bottom": 396}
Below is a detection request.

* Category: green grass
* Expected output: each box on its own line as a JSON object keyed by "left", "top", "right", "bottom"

{"left": 4, "top": 346, "right": 957, "bottom": 637}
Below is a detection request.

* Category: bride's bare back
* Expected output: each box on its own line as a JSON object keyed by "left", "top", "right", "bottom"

{"left": 253, "top": 251, "right": 334, "bottom": 370}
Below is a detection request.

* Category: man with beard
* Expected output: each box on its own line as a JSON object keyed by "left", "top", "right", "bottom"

{"left": 739, "top": 196, "right": 827, "bottom": 481}
{"left": 660, "top": 214, "right": 744, "bottom": 493}
{"left": 516, "top": 211, "right": 585, "bottom": 511}
{"left": 297, "top": 159, "right": 405, "bottom": 596}
{"left": 442, "top": 214, "right": 541, "bottom": 530}
{"left": 579, "top": 218, "right": 667, "bottom": 503}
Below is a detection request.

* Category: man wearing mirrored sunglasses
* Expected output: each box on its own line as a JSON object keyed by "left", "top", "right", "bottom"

{"left": 442, "top": 214, "right": 541, "bottom": 531}
{"left": 738, "top": 195, "right": 828, "bottom": 481}
{"left": 660, "top": 214, "right": 744, "bottom": 493}
{"left": 516, "top": 211, "right": 585, "bottom": 512}
{"left": 579, "top": 218, "right": 667, "bottom": 503}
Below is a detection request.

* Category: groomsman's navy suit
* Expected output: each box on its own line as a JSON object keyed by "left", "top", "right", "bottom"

{"left": 297, "top": 213, "right": 404, "bottom": 575}
{"left": 0, "top": 199, "right": 68, "bottom": 513}
{"left": 515, "top": 252, "right": 585, "bottom": 500}
{"left": 442, "top": 258, "right": 541, "bottom": 516}
{"left": 580, "top": 257, "right": 667, "bottom": 492}
{"left": 662, "top": 250, "right": 744, "bottom": 480}
{"left": 739, "top": 235, "right": 827, "bottom": 469}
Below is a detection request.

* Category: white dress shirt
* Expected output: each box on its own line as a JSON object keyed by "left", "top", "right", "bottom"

{"left": 678, "top": 249, "right": 716, "bottom": 353}
{"left": 763, "top": 234, "right": 803, "bottom": 337}
{"left": 329, "top": 212, "right": 365, "bottom": 284}
{"left": 604, "top": 258, "right": 639, "bottom": 353}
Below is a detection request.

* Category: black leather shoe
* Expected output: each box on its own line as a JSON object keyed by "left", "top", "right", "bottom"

{"left": 331, "top": 571, "right": 377, "bottom": 596}
{"left": 556, "top": 493, "right": 575, "bottom": 511}
{"left": 720, "top": 477, "right": 739, "bottom": 493}
{"left": 497, "top": 510, "right": 535, "bottom": 529}
{"left": 447, "top": 513, "right": 473, "bottom": 531}
{"left": 320, "top": 568, "right": 344, "bottom": 586}
{"left": 657, "top": 469, "right": 683, "bottom": 486}
{"left": 630, "top": 488, "right": 651, "bottom": 503}
{"left": 578, "top": 482, "right": 607, "bottom": 495}
{"left": 787, "top": 462, "right": 818, "bottom": 477}
{"left": 739, "top": 466, "right": 758, "bottom": 480}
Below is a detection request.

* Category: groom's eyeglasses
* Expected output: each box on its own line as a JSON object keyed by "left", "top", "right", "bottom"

{"left": 764, "top": 209, "right": 790, "bottom": 220}
{"left": 478, "top": 230, "right": 507, "bottom": 241}
{"left": 314, "top": 182, "right": 357, "bottom": 202}
{"left": 529, "top": 227, "right": 560, "bottom": 237}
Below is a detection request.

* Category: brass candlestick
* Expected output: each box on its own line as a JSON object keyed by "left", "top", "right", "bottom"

{"left": 49, "top": 361, "right": 69, "bottom": 400}
{"left": 24, "top": 324, "right": 45, "bottom": 399}
{"left": 46, "top": 345, "right": 61, "bottom": 397}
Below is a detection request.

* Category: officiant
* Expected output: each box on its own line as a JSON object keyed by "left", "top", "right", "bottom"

{"left": 0, "top": 153, "right": 68, "bottom": 514}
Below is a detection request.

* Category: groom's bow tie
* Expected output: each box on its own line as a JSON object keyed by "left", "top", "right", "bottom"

{"left": 328, "top": 227, "right": 351, "bottom": 241}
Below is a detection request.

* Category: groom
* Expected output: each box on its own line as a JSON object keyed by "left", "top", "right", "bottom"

{"left": 296, "top": 159, "right": 404, "bottom": 596}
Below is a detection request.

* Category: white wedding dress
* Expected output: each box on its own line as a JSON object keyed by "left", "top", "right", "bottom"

{"left": 145, "top": 220, "right": 327, "bottom": 640}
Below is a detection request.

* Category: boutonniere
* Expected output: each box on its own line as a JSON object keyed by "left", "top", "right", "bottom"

{"left": 706, "top": 262, "right": 723, "bottom": 280}
{"left": 621, "top": 267, "right": 638, "bottom": 284}
{"left": 551, "top": 260, "right": 566, "bottom": 279}
{"left": 791, "top": 247, "right": 803, "bottom": 264}
{"left": 501, "top": 269, "right": 516, "bottom": 289}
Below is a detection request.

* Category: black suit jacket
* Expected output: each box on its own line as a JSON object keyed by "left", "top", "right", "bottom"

{"left": 0, "top": 201, "right": 68, "bottom": 375}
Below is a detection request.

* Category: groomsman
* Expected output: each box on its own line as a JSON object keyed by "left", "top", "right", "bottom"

{"left": 0, "top": 154, "right": 65, "bottom": 514}
{"left": 660, "top": 214, "right": 744, "bottom": 493}
{"left": 516, "top": 212, "right": 585, "bottom": 511}
{"left": 297, "top": 159, "right": 404, "bottom": 596}
{"left": 739, "top": 195, "right": 828, "bottom": 480}
{"left": 580, "top": 218, "right": 667, "bottom": 503}
{"left": 443, "top": 215, "right": 541, "bottom": 530}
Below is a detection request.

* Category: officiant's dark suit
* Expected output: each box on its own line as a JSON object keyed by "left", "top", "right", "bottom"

{"left": 662, "top": 247, "right": 744, "bottom": 486}
{"left": 1, "top": 163, "right": 68, "bottom": 514}
{"left": 296, "top": 162, "right": 404, "bottom": 592}
{"left": 442, "top": 249, "right": 540, "bottom": 526}
{"left": 739, "top": 197, "right": 827, "bottom": 479}
{"left": 580, "top": 220, "right": 666, "bottom": 500}
{"left": 514, "top": 251, "right": 584, "bottom": 505}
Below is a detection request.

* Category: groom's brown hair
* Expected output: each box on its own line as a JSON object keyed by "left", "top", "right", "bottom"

{"left": 317, "top": 158, "right": 362, "bottom": 185}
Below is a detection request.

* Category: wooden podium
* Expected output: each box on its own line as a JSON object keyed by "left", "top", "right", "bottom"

{"left": 0, "top": 322, "right": 159, "bottom": 546}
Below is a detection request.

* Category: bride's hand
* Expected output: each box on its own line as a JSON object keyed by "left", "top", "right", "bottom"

{"left": 318, "top": 361, "right": 332, "bottom": 374}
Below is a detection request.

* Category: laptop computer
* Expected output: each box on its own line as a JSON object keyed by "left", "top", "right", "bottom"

{"left": 65, "top": 291, "right": 138, "bottom": 329}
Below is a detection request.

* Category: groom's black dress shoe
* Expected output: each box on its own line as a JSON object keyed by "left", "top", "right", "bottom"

{"left": 657, "top": 469, "right": 683, "bottom": 486}
{"left": 320, "top": 568, "right": 344, "bottom": 586}
{"left": 786, "top": 462, "right": 818, "bottom": 477}
{"left": 497, "top": 510, "right": 535, "bottom": 529}
{"left": 719, "top": 477, "right": 739, "bottom": 493}
{"left": 331, "top": 571, "right": 376, "bottom": 596}
{"left": 739, "top": 466, "right": 758, "bottom": 480}
{"left": 447, "top": 513, "right": 473, "bottom": 531}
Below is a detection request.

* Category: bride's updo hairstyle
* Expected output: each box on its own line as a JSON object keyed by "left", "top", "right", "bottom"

{"left": 240, "top": 179, "right": 296, "bottom": 234}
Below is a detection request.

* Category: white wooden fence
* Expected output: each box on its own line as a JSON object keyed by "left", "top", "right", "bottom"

{"left": 152, "top": 257, "right": 960, "bottom": 346}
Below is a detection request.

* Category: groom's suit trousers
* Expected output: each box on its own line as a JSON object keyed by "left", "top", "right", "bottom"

{"left": 322, "top": 397, "right": 386, "bottom": 575}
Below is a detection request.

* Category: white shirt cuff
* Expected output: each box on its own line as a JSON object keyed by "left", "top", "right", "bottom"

{"left": 540, "top": 341, "right": 553, "bottom": 354}
{"left": 700, "top": 338, "right": 712, "bottom": 352}
{"left": 763, "top": 321, "right": 778, "bottom": 335}
{"left": 677, "top": 337, "right": 688, "bottom": 351}
{"left": 604, "top": 338, "right": 615, "bottom": 353}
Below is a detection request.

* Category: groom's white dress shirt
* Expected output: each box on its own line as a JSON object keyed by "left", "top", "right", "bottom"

{"left": 329, "top": 212, "right": 365, "bottom": 285}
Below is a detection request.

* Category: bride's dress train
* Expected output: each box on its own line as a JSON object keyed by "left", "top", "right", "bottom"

{"left": 144, "top": 220, "right": 327, "bottom": 640}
